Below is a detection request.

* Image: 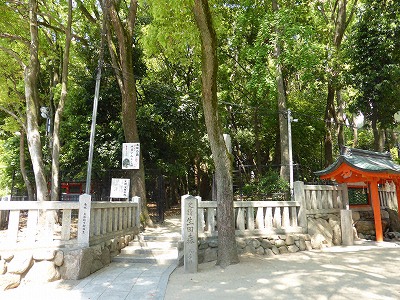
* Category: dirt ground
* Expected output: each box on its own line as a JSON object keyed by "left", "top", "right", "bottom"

{"left": 165, "top": 241, "right": 400, "bottom": 300}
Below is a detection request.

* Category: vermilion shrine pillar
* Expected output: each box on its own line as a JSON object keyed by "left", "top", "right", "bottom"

{"left": 396, "top": 181, "right": 400, "bottom": 220}
{"left": 369, "top": 179, "right": 383, "bottom": 242}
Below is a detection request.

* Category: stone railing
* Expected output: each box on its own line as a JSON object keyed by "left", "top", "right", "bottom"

{"left": 294, "top": 181, "right": 349, "bottom": 214}
{"left": 0, "top": 197, "right": 141, "bottom": 250}
{"left": 378, "top": 184, "right": 398, "bottom": 210}
{"left": 195, "top": 199, "right": 305, "bottom": 237}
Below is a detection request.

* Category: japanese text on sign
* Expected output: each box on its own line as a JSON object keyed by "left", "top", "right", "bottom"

{"left": 122, "top": 143, "right": 140, "bottom": 169}
{"left": 110, "top": 178, "right": 130, "bottom": 198}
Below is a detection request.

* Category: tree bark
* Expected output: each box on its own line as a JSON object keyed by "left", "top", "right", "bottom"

{"left": 272, "top": 0, "right": 289, "bottom": 181}
{"left": 51, "top": 0, "right": 72, "bottom": 201}
{"left": 193, "top": 0, "right": 239, "bottom": 268}
{"left": 19, "top": 128, "right": 35, "bottom": 201}
{"left": 102, "top": 0, "right": 151, "bottom": 225}
{"left": 25, "top": 0, "right": 49, "bottom": 202}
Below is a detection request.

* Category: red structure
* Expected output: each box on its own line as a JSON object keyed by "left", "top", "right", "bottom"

{"left": 316, "top": 147, "right": 400, "bottom": 242}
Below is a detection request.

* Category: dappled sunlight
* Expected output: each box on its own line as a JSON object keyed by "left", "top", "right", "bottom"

{"left": 166, "top": 244, "right": 400, "bottom": 300}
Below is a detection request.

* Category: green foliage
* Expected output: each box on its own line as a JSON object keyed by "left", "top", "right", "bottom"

{"left": 346, "top": 0, "right": 400, "bottom": 128}
{"left": 241, "top": 170, "right": 289, "bottom": 200}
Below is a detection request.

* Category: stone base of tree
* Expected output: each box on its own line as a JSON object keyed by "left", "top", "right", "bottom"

{"left": 0, "top": 233, "right": 136, "bottom": 291}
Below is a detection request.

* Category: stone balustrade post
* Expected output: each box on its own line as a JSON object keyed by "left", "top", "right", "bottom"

{"left": 78, "top": 194, "right": 92, "bottom": 246}
{"left": 131, "top": 196, "right": 141, "bottom": 228}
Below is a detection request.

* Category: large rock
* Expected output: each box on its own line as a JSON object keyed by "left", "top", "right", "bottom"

{"left": 32, "top": 249, "right": 56, "bottom": 261}
{"left": 355, "top": 220, "right": 375, "bottom": 234}
{"left": 7, "top": 253, "right": 33, "bottom": 274}
{"left": 54, "top": 251, "right": 64, "bottom": 267}
{"left": 59, "top": 248, "right": 93, "bottom": 280}
{"left": 387, "top": 209, "right": 400, "bottom": 232}
{"left": 204, "top": 248, "right": 217, "bottom": 263}
{"left": 311, "top": 233, "right": 326, "bottom": 249}
{"left": 0, "top": 273, "right": 20, "bottom": 290}
{"left": 329, "top": 217, "right": 342, "bottom": 246}
{"left": 308, "top": 218, "right": 333, "bottom": 247}
{"left": 0, "top": 260, "right": 6, "bottom": 275}
{"left": 24, "top": 261, "right": 60, "bottom": 283}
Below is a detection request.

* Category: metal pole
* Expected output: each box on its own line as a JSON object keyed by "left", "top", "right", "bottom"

{"left": 288, "top": 109, "right": 294, "bottom": 199}
{"left": 85, "top": 22, "right": 105, "bottom": 195}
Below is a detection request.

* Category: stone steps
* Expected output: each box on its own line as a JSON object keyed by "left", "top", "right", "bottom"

{"left": 113, "top": 221, "right": 181, "bottom": 265}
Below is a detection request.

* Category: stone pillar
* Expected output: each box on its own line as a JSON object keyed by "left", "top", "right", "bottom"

{"left": 131, "top": 196, "right": 141, "bottom": 228}
{"left": 196, "top": 196, "right": 205, "bottom": 234}
{"left": 78, "top": 194, "right": 92, "bottom": 246}
{"left": 183, "top": 196, "right": 198, "bottom": 273}
{"left": 369, "top": 180, "right": 383, "bottom": 242}
{"left": 340, "top": 209, "right": 353, "bottom": 246}
{"left": 294, "top": 181, "right": 307, "bottom": 230}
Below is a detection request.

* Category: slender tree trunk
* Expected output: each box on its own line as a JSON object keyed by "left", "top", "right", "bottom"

{"left": 194, "top": 0, "right": 239, "bottom": 268}
{"left": 19, "top": 128, "right": 35, "bottom": 201}
{"left": 324, "top": 83, "right": 335, "bottom": 166}
{"left": 51, "top": 0, "right": 72, "bottom": 201}
{"left": 336, "top": 90, "right": 345, "bottom": 148}
{"left": 103, "top": 0, "right": 151, "bottom": 225}
{"left": 25, "top": 0, "right": 49, "bottom": 202}
{"left": 272, "top": 0, "right": 289, "bottom": 181}
{"left": 352, "top": 114, "right": 358, "bottom": 148}
{"left": 372, "top": 111, "right": 385, "bottom": 152}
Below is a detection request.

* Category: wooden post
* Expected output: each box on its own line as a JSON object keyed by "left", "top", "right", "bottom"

{"left": 78, "top": 194, "right": 92, "bottom": 246}
{"left": 183, "top": 195, "right": 198, "bottom": 273}
{"left": 369, "top": 180, "right": 383, "bottom": 242}
{"left": 294, "top": 181, "right": 307, "bottom": 230}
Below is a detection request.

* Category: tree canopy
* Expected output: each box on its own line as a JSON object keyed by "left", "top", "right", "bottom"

{"left": 0, "top": 0, "right": 399, "bottom": 204}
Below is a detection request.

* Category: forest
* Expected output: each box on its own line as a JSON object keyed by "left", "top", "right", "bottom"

{"left": 0, "top": 0, "right": 399, "bottom": 210}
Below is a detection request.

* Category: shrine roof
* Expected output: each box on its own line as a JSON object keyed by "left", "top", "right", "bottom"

{"left": 315, "top": 147, "right": 400, "bottom": 177}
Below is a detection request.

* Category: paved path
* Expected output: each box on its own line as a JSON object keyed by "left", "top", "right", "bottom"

{"left": 2, "top": 215, "right": 400, "bottom": 300}
{"left": 0, "top": 217, "right": 181, "bottom": 300}
{"left": 0, "top": 261, "right": 177, "bottom": 300}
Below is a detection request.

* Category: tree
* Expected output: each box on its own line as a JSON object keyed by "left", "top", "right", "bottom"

{"left": 193, "top": 0, "right": 239, "bottom": 268}
{"left": 347, "top": 0, "right": 400, "bottom": 151}
{"left": 101, "top": 0, "right": 151, "bottom": 225}
{"left": 315, "top": 0, "right": 358, "bottom": 165}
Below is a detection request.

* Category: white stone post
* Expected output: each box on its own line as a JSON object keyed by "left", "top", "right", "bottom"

{"left": 183, "top": 195, "right": 198, "bottom": 273}
{"left": 131, "top": 196, "right": 141, "bottom": 228}
{"left": 78, "top": 194, "right": 92, "bottom": 246}
{"left": 341, "top": 209, "right": 354, "bottom": 246}
{"left": 196, "top": 196, "right": 205, "bottom": 234}
{"left": 294, "top": 181, "right": 307, "bottom": 230}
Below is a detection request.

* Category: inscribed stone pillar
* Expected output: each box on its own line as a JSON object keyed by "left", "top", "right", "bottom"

{"left": 183, "top": 196, "right": 198, "bottom": 273}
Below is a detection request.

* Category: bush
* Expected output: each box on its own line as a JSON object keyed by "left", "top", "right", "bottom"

{"left": 241, "top": 170, "right": 289, "bottom": 200}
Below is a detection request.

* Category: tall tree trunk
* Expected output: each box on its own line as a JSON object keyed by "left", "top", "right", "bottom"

{"left": 254, "top": 108, "right": 262, "bottom": 173}
{"left": 103, "top": 0, "right": 151, "bottom": 225}
{"left": 352, "top": 114, "right": 358, "bottom": 148}
{"left": 336, "top": 89, "right": 345, "bottom": 148}
{"left": 324, "top": 83, "right": 335, "bottom": 166}
{"left": 19, "top": 128, "right": 35, "bottom": 201}
{"left": 272, "top": 0, "right": 289, "bottom": 181}
{"left": 372, "top": 111, "right": 385, "bottom": 152}
{"left": 194, "top": 0, "right": 239, "bottom": 268}
{"left": 25, "top": 0, "right": 49, "bottom": 202}
{"left": 323, "top": 0, "right": 357, "bottom": 164}
{"left": 51, "top": 0, "right": 72, "bottom": 201}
